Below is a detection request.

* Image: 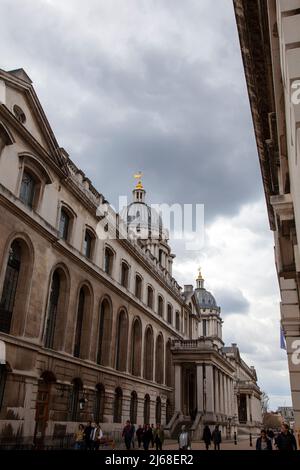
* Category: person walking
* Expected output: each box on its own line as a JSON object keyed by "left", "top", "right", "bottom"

{"left": 84, "top": 421, "right": 93, "bottom": 450}
{"left": 275, "top": 423, "right": 297, "bottom": 451}
{"left": 153, "top": 423, "right": 165, "bottom": 451}
{"left": 178, "top": 425, "right": 191, "bottom": 450}
{"left": 74, "top": 424, "right": 85, "bottom": 450}
{"left": 212, "top": 425, "right": 222, "bottom": 450}
{"left": 122, "top": 420, "right": 134, "bottom": 450}
{"left": 136, "top": 425, "right": 143, "bottom": 448}
{"left": 131, "top": 423, "right": 136, "bottom": 449}
{"left": 256, "top": 429, "right": 272, "bottom": 450}
{"left": 150, "top": 424, "right": 155, "bottom": 448}
{"left": 91, "top": 423, "right": 103, "bottom": 450}
{"left": 142, "top": 424, "right": 153, "bottom": 451}
{"left": 202, "top": 425, "right": 212, "bottom": 450}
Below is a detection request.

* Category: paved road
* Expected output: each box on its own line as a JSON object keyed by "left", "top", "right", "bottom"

{"left": 162, "top": 438, "right": 256, "bottom": 451}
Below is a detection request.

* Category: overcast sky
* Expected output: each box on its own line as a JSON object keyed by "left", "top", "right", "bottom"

{"left": 0, "top": 0, "right": 291, "bottom": 409}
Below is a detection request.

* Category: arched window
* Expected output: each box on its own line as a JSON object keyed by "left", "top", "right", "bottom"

{"left": 121, "top": 261, "right": 129, "bottom": 288}
{"left": 147, "top": 286, "right": 154, "bottom": 309}
{"left": 130, "top": 391, "right": 138, "bottom": 424}
{"left": 135, "top": 274, "right": 142, "bottom": 300}
{"left": 0, "top": 365, "right": 8, "bottom": 412}
{"left": 113, "top": 387, "right": 123, "bottom": 423}
{"left": 166, "top": 399, "right": 172, "bottom": 425}
{"left": 94, "top": 384, "right": 105, "bottom": 423}
{"left": 158, "top": 295, "right": 164, "bottom": 317}
{"left": 19, "top": 170, "right": 37, "bottom": 209}
{"left": 156, "top": 397, "right": 161, "bottom": 424}
{"left": 143, "top": 326, "right": 154, "bottom": 381}
{"left": 70, "top": 378, "right": 83, "bottom": 422}
{"left": 44, "top": 271, "right": 60, "bottom": 349}
{"left": 44, "top": 266, "right": 69, "bottom": 351}
{"left": 167, "top": 304, "right": 173, "bottom": 325}
{"left": 155, "top": 334, "right": 164, "bottom": 384}
{"left": 144, "top": 394, "right": 150, "bottom": 425}
{"left": 0, "top": 240, "right": 21, "bottom": 333}
{"left": 165, "top": 339, "right": 173, "bottom": 387}
{"left": 131, "top": 318, "right": 142, "bottom": 376}
{"left": 104, "top": 247, "right": 114, "bottom": 275}
{"left": 175, "top": 311, "right": 180, "bottom": 331}
{"left": 74, "top": 289, "right": 85, "bottom": 358}
{"left": 73, "top": 286, "right": 92, "bottom": 359}
{"left": 83, "top": 228, "right": 95, "bottom": 260}
{"left": 115, "top": 309, "right": 128, "bottom": 371}
{"left": 97, "top": 298, "right": 112, "bottom": 366}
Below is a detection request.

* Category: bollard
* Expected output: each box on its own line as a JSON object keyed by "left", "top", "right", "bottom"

{"left": 249, "top": 433, "right": 253, "bottom": 447}
{"left": 234, "top": 432, "right": 237, "bottom": 445}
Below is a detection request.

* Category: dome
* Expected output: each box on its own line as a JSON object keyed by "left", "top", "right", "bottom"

{"left": 120, "top": 201, "right": 165, "bottom": 239}
{"left": 119, "top": 176, "right": 168, "bottom": 240}
{"left": 195, "top": 288, "right": 218, "bottom": 308}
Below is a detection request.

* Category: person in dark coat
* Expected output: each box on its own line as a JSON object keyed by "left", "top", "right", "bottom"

{"left": 136, "top": 425, "right": 143, "bottom": 448}
{"left": 276, "top": 424, "right": 297, "bottom": 451}
{"left": 142, "top": 424, "right": 153, "bottom": 451}
{"left": 122, "top": 420, "right": 134, "bottom": 450}
{"left": 256, "top": 429, "right": 272, "bottom": 450}
{"left": 211, "top": 425, "right": 222, "bottom": 450}
{"left": 84, "top": 421, "right": 93, "bottom": 450}
{"left": 202, "top": 425, "right": 212, "bottom": 450}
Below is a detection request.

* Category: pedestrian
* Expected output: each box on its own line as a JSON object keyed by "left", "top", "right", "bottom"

{"left": 151, "top": 424, "right": 155, "bottom": 447}
{"left": 74, "top": 424, "right": 85, "bottom": 450}
{"left": 202, "top": 425, "right": 212, "bottom": 450}
{"left": 256, "top": 429, "right": 272, "bottom": 450}
{"left": 131, "top": 423, "right": 136, "bottom": 449}
{"left": 91, "top": 422, "right": 103, "bottom": 450}
{"left": 153, "top": 423, "right": 165, "bottom": 451}
{"left": 122, "top": 420, "right": 134, "bottom": 450}
{"left": 178, "top": 425, "right": 191, "bottom": 450}
{"left": 212, "top": 425, "right": 222, "bottom": 450}
{"left": 142, "top": 424, "right": 152, "bottom": 451}
{"left": 266, "top": 428, "right": 275, "bottom": 442}
{"left": 84, "top": 421, "right": 93, "bottom": 450}
{"left": 136, "top": 425, "right": 143, "bottom": 448}
{"left": 275, "top": 423, "right": 297, "bottom": 451}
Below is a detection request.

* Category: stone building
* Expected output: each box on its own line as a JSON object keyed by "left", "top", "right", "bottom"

{"left": 234, "top": 0, "right": 300, "bottom": 441}
{"left": 0, "top": 67, "right": 261, "bottom": 444}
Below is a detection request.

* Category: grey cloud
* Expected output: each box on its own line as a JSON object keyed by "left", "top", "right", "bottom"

{"left": 214, "top": 287, "right": 250, "bottom": 315}
{"left": 0, "top": 0, "right": 262, "bottom": 222}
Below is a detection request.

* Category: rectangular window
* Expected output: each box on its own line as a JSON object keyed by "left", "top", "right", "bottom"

{"left": 59, "top": 209, "right": 70, "bottom": 241}
{"left": 20, "top": 171, "right": 36, "bottom": 208}
{"left": 83, "top": 231, "right": 93, "bottom": 259}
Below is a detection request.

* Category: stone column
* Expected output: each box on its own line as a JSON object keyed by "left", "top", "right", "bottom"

{"left": 224, "top": 375, "right": 228, "bottom": 415}
{"left": 246, "top": 394, "right": 250, "bottom": 423}
{"left": 175, "top": 364, "right": 182, "bottom": 412}
{"left": 214, "top": 368, "right": 220, "bottom": 413}
{"left": 196, "top": 364, "right": 204, "bottom": 412}
{"left": 222, "top": 374, "right": 226, "bottom": 415}
{"left": 219, "top": 372, "right": 223, "bottom": 414}
{"left": 205, "top": 365, "right": 214, "bottom": 413}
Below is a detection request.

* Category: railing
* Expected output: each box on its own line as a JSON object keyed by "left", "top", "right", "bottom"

{"left": 0, "top": 430, "right": 123, "bottom": 450}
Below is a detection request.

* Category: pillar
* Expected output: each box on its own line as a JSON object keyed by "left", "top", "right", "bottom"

{"left": 175, "top": 364, "right": 182, "bottom": 412}
{"left": 196, "top": 364, "right": 204, "bottom": 412}
{"left": 215, "top": 368, "right": 220, "bottom": 413}
{"left": 206, "top": 365, "right": 214, "bottom": 413}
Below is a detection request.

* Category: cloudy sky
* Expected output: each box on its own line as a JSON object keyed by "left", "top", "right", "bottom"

{"left": 0, "top": 0, "right": 291, "bottom": 409}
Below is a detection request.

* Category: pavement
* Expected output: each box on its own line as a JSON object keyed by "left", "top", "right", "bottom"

{"left": 162, "top": 438, "right": 256, "bottom": 451}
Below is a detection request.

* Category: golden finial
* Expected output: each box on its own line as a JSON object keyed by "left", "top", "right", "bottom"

{"left": 134, "top": 171, "right": 144, "bottom": 189}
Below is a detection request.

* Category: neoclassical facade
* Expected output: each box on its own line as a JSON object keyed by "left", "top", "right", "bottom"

{"left": 0, "top": 68, "right": 261, "bottom": 444}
